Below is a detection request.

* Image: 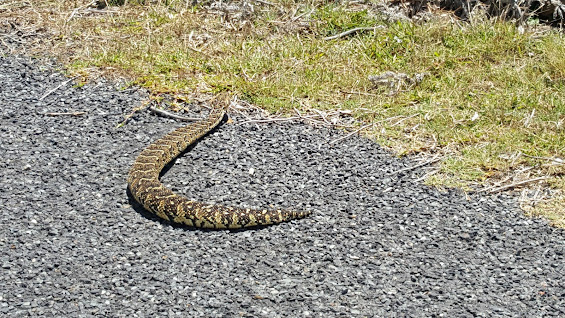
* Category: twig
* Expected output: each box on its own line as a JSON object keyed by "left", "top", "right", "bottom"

{"left": 324, "top": 26, "right": 383, "bottom": 41}
{"left": 484, "top": 174, "right": 514, "bottom": 191}
{"left": 186, "top": 46, "right": 211, "bottom": 58}
{"left": 293, "top": 107, "right": 320, "bottom": 123}
{"left": 328, "top": 113, "right": 410, "bottom": 145}
{"left": 67, "top": 1, "right": 97, "bottom": 22}
{"left": 39, "top": 77, "right": 77, "bottom": 101}
{"left": 44, "top": 112, "right": 86, "bottom": 117}
{"left": 340, "top": 90, "right": 379, "bottom": 97}
{"left": 414, "top": 169, "right": 438, "bottom": 183}
{"left": 294, "top": 107, "right": 336, "bottom": 124}
{"left": 388, "top": 156, "right": 441, "bottom": 176}
{"left": 304, "top": 116, "right": 334, "bottom": 126}
{"left": 238, "top": 115, "right": 319, "bottom": 125}
{"left": 523, "top": 108, "right": 535, "bottom": 128}
{"left": 389, "top": 113, "right": 419, "bottom": 127}
{"left": 149, "top": 106, "right": 200, "bottom": 122}
{"left": 310, "top": 108, "right": 332, "bottom": 125}
{"left": 522, "top": 153, "right": 564, "bottom": 164}
{"left": 252, "top": 0, "right": 276, "bottom": 6}
{"left": 291, "top": 8, "right": 315, "bottom": 22}
{"left": 482, "top": 176, "right": 549, "bottom": 194}
{"left": 117, "top": 98, "right": 152, "bottom": 128}
{"left": 329, "top": 122, "right": 376, "bottom": 145}
{"left": 82, "top": 8, "right": 121, "bottom": 14}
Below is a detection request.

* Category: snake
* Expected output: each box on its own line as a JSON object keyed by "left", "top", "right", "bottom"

{"left": 127, "top": 97, "right": 311, "bottom": 229}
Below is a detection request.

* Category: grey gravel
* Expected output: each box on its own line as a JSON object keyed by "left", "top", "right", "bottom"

{"left": 0, "top": 54, "right": 564, "bottom": 318}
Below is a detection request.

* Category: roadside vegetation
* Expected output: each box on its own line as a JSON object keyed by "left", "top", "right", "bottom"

{"left": 2, "top": 0, "right": 563, "bottom": 226}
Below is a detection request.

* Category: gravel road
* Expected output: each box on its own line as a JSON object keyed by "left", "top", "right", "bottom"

{"left": 1, "top": 55, "right": 564, "bottom": 317}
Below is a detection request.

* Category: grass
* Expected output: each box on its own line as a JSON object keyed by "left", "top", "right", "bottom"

{"left": 3, "top": 0, "right": 564, "bottom": 226}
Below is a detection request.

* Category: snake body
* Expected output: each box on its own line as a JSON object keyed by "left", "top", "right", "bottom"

{"left": 127, "top": 100, "right": 310, "bottom": 229}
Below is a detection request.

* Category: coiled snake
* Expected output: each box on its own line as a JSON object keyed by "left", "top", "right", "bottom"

{"left": 127, "top": 97, "right": 311, "bottom": 229}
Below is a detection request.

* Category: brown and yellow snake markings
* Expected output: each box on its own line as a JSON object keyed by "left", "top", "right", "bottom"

{"left": 127, "top": 96, "right": 311, "bottom": 229}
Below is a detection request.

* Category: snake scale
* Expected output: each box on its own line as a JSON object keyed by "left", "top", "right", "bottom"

{"left": 127, "top": 97, "right": 311, "bottom": 229}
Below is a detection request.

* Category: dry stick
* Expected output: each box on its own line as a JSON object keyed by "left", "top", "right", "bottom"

{"left": 117, "top": 98, "right": 153, "bottom": 128}
{"left": 324, "top": 26, "right": 383, "bottom": 41}
{"left": 329, "top": 122, "right": 376, "bottom": 145}
{"left": 390, "top": 113, "right": 419, "bottom": 127}
{"left": 299, "top": 108, "right": 355, "bottom": 129}
{"left": 45, "top": 112, "right": 86, "bottom": 117}
{"left": 83, "top": 8, "right": 120, "bottom": 14}
{"left": 252, "top": 0, "right": 276, "bottom": 6}
{"left": 291, "top": 8, "right": 315, "bottom": 22}
{"left": 186, "top": 46, "right": 212, "bottom": 59}
{"left": 310, "top": 108, "right": 333, "bottom": 125}
{"left": 521, "top": 152, "right": 564, "bottom": 164}
{"left": 294, "top": 108, "right": 335, "bottom": 126}
{"left": 483, "top": 176, "right": 549, "bottom": 194}
{"left": 67, "top": 0, "right": 97, "bottom": 22}
{"left": 239, "top": 116, "right": 302, "bottom": 124}
{"left": 293, "top": 107, "right": 312, "bottom": 121}
{"left": 304, "top": 116, "right": 332, "bottom": 126}
{"left": 238, "top": 115, "right": 320, "bottom": 125}
{"left": 238, "top": 108, "right": 348, "bottom": 128}
{"left": 39, "top": 77, "right": 77, "bottom": 101}
{"left": 523, "top": 108, "right": 535, "bottom": 128}
{"left": 329, "top": 113, "right": 417, "bottom": 145}
{"left": 484, "top": 174, "right": 515, "bottom": 192}
{"left": 340, "top": 89, "right": 379, "bottom": 97}
{"left": 298, "top": 113, "right": 331, "bottom": 126}
{"left": 232, "top": 107, "right": 254, "bottom": 122}
{"left": 388, "top": 156, "right": 442, "bottom": 176}
{"left": 414, "top": 169, "right": 439, "bottom": 183}
{"left": 149, "top": 106, "right": 200, "bottom": 122}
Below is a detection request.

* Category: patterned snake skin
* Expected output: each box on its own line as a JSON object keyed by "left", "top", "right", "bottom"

{"left": 127, "top": 98, "right": 311, "bottom": 229}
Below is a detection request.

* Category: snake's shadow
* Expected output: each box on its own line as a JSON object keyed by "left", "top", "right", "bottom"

{"left": 125, "top": 115, "right": 271, "bottom": 232}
